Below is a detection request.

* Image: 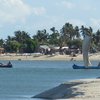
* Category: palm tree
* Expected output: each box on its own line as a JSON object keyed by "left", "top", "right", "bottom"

{"left": 14, "top": 30, "right": 33, "bottom": 53}
{"left": 96, "top": 30, "right": 100, "bottom": 43}
{"left": 61, "top": 23, "right": 75, "bottom": 41}
{"left": 14, "top": 30, "right": 30, "bottom": 43}
{"left": 33, "top": 29, "right": 49, "bottom": 44}
{"left": 60, "top": 22, "right": 77, "bottom": 48}
{"left": 74, "top": 26, "right": 80, "bottom": 39}
{"left": 49, "top": 27, "right": 60, "bottom": 46}
{"left": 0, "top": 39, "right": 4, "bottom": 47}
{"left": 80, "top": 26, "right": 93, "bottom": 36}
{"left": 94, "top": 30, "right": 100, "bottom": 50}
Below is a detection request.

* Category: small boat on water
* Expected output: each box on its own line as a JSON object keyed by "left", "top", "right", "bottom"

{"left": 0, "top": 61, "right": 12, "bottom": 68}
{"left": 72, "top": 64, "right": 100, "bottom": 69}
{"left": 72, "top": 28, "right": 100, "bottom": 69}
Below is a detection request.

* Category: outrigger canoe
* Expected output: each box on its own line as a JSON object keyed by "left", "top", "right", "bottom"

{"left": 72, "top": 64, "right": 100, "bottom": 69}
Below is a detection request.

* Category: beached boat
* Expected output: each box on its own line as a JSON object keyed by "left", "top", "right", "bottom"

{"left": 0, "top": 62, "right": 12, "bottom": 68}
{"left": 73, "top": 28, "right": 100, "bottom": 69}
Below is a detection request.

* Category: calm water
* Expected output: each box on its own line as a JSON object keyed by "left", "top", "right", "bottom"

{"left": 0, "top": 60, "right": 100, "bottom": 100}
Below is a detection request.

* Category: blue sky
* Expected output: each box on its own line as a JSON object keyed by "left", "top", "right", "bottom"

{"left": 0, "top": 0, "right": 100, "bottom": 39}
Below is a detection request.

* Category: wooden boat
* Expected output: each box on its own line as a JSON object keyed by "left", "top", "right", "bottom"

{"left": 0, "top": 62, "right": 12, "bottom": 68}
{"left": 72, "top": 64, "right": 100, "bottom": 69}
{"left": 72, "top": 28, "right": 100, "bottom": 69}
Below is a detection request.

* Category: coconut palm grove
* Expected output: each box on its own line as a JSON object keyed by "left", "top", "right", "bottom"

{"left": 0, "top": 22, "right": 100, "bottom": 54}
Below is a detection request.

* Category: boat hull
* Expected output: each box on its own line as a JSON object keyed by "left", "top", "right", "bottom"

{"left": 0, "top": 64, "right": 12, "bottom": 68}
{"left": 72, "top": 64, "right": 100, "bottom": 69}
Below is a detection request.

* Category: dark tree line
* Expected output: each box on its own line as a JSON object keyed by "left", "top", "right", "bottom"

{"left": 0, "top": 22, "right": 100, "bottom": 53}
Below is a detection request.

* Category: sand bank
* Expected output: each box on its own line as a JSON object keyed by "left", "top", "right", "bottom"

{"left": 0, "top": 53, "right": 100, "bottom": 61}
{"left": 33, "top": 78, "right": 100, "bottom": 100}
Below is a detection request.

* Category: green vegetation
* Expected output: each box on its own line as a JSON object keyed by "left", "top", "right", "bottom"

{"left": 0, "top": 22, "right": 100, "bottom": 53}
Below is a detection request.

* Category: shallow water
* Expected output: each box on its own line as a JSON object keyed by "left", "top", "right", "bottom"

{"left": 0, "top": 60, "right": 100, "bottom": 100}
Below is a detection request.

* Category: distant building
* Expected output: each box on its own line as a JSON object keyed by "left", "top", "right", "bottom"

{"left": 39, "top": 45, "right": 50, "bottom": 55}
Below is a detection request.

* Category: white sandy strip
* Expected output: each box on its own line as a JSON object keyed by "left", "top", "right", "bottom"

{"left": 0, "top": 53, "right": 99, "bottom": 60}
{"left": 33, "top": 79, "right": 100, "bottom": 100}
{"left": 67, "top": 79, "right": 100, "bottom": 100}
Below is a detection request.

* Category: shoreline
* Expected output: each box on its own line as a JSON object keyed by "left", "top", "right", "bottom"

{"left": 0, "top": 53, "right": 99, "bottom": 61}
{"left": 33, "top": 78, "right": 100, "bottom": 100}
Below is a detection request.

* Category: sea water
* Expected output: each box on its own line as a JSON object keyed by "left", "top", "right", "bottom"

{"left": 0, "top": 60, "right": 100, "bottom": 100}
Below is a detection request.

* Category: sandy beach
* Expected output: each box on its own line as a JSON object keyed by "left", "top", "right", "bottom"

{"left": 33, "top": 78, "right": 100, "bottom": 100}
{"left": 0, "top": 53, "right": 100, "bottom": 61}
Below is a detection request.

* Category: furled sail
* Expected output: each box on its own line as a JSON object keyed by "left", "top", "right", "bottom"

{"left": 82, "top": 33, "right": 91, "bottom": 67}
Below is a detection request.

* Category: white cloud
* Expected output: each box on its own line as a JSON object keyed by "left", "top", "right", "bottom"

{"left": 90, "top": 18, "right": 100, "bottom": 29}
{"left": 0, "top": 0, "right": 32, "bottom": 24}
{"left": 61, "top": 1, "right": 75, "bottom": 9}
{"left": 54, "top": 1, "right": 75, "bottom": 9}
{"left": 81, "top": 4, "right": 97, "bottom": 12}
{"left": 33, "top": 7, "right": 46, "bottom": 16}
{"left": 67, "top": 19, "right": 86, "bottom": 26}
{"left": 56, "top": 1, "right": 75, "bottom": 9}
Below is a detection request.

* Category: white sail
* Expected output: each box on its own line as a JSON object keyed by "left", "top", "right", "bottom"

{"left": 82, "top": 34, "right": 91, "bottom": 67}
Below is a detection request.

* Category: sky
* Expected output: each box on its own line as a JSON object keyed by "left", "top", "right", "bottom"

{"left": 0, "top": 0, "right": 100, "bottom": 39}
